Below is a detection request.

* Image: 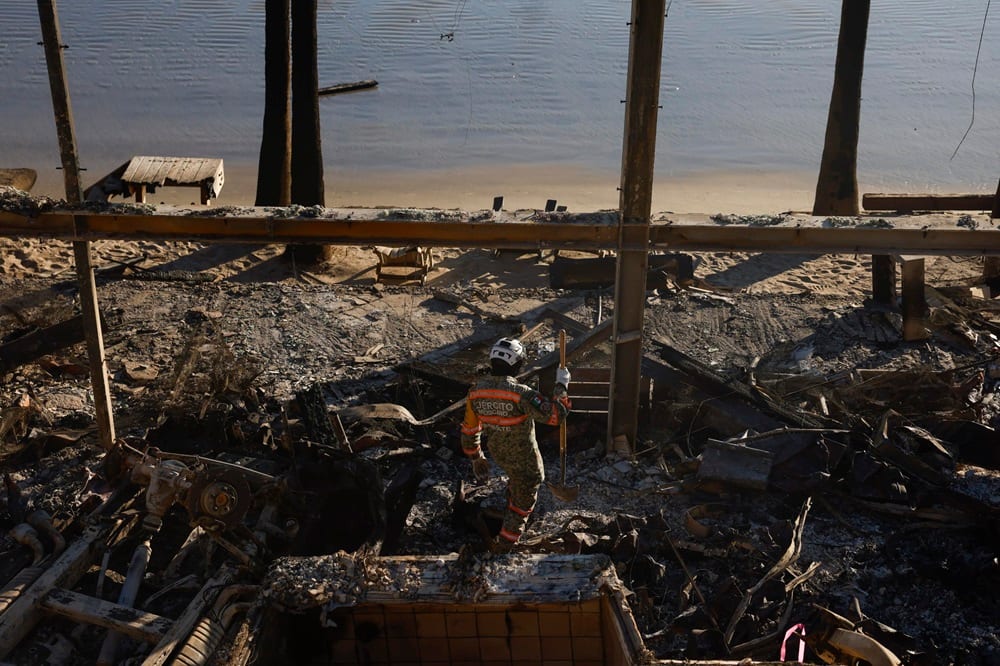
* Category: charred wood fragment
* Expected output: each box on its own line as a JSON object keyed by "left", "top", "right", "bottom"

{"left": 0, "top": 313, "right": 107, "bottom": 374}
{"left": 548, "top": 253, "right": 694, "bottom": 290}
{"left": 294, "top": 383, "right": 343, "bottom": 451}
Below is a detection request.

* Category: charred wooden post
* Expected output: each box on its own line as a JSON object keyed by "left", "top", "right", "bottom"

{"left": 872, "top": 254, "right": 896, "bottom": 305}
{"left": 899, "top": 255, "right": 930, "bottom": 341}
{"left": 295, "top": 384, "right": 343, "bottom": 450}
{"left": 36, "top": 0, "right": 116, "bottom": 450}
{"left": 41, "top": 587, "right": 173, "bottom": 644}
{"left": 984, "top": 256, "right": 1000, "bottom": 297}
{"left": 0, "top": 314, "right": 87, "bottom": 373}
{"left": 610, "top": 0, "right": 666, "bottom": 455}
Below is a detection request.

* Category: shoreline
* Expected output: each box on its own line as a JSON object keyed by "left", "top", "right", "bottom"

{"left": 27, "top": 159, "right": 998, "bottom": 217}
{"left": 27, "top": 161, "right": 824, "bottom": 215}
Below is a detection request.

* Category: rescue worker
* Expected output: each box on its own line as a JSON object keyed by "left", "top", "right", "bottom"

{"left": 461, "top": 337, "right": 571, "bottom": 552}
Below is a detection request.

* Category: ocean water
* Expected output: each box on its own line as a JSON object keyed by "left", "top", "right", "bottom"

{"left": 1, "top": 0, "right": 998, "bottom": 203}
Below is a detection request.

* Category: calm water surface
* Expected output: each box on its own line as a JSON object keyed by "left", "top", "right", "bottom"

{"left": 1, "top": 0, "right": 998, "bottom": 200}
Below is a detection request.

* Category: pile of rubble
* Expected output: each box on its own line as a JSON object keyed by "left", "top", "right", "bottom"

{"left": 0, "top": 217, "right": 997, "bottom": 664}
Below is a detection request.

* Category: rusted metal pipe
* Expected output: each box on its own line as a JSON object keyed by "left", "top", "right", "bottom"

{"left": 97, "top": 538, "right": 152, "bottom": 666}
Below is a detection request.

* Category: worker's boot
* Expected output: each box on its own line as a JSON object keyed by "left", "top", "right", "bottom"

{"left": 490, "top": 537, "right": 517, "bottom": 554}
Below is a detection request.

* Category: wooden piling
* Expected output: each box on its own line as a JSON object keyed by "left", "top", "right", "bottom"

{"left": 37, "top": 0, "right": 116, "bottom": 450}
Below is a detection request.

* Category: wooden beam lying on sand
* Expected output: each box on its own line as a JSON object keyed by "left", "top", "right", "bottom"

{"left": 1, "top": 206, "right": 1000, "bottom": 256}
{"left": 863, "top": 192, "right": 997, "bottom": 214}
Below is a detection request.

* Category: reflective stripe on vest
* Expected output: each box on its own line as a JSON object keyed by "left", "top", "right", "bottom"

{"left": 469, "top": 388, "right": 522, "bottom": 403}
{"left": 479, "top": 413, "right": 529, "bottom": 427}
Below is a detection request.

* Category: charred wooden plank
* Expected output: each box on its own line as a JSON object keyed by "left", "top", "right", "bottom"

{"left": 698, "top": 439, "right": 773, "bottom": 490}
{"left": 652, "top": 337, "right": 837, "bottom": 431}
{"left": 549, "top": 253, "right": 693, "bottom": 290}
{"left": 42, "top": 587, "right": 172, "bottom": 643}
{"left": 0, "top": 315, "right": 86, "bottom": 373}
{"left": 863, "top": 192, "right": 995, "bottom": 213}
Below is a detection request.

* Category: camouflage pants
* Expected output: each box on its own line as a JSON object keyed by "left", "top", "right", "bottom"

{"left": 488, "top": 432, "right": 545, "bottom": 541}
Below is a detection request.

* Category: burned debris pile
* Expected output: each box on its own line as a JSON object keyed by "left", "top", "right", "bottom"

{"left": 0, "top": 231, "right": 998, "bottom": 664}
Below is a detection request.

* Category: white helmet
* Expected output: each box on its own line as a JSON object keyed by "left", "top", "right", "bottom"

{"left": 490, "top": 337, "right": 526, "bottom": 365}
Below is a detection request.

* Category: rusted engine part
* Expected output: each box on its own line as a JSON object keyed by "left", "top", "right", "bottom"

{"left": 117, "top": 434, "right": 391, "bottom": 558}
{"left": 116, "top": 442, "right": 287, "bottom": 567}
{"left": 0, "top": 462, "right": 260, "bottom": 665}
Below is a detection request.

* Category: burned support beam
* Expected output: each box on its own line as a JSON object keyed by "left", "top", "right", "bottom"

{"left": 984, "top": 256, "right": 1000, "bottom": 297}
{"left": 610, "top": 0, "right": 666, "bottom": 455}
{"left": 872, "top": 254, "right": 896, "bottom": 305}
{"left": 37, "top": 0, "right": 116, "bottom": 450}
{"left": 899, "top": 255, "right": 929, "bottom": 341}
{"left": 4, "top": 209, "right": 1000, "bottom": 256}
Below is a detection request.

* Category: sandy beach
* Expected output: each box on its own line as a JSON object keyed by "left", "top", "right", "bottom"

{"left": 26, "top": 160, "right": 824, "bottom": 215}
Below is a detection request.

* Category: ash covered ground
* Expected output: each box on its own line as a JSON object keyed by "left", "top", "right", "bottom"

{"left": 0, "top": 218, "right": 998, "bottom": 664}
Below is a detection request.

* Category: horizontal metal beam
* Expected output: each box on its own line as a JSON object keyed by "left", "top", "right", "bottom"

{"left": 1, "top": 206, "right": 999, "bottom": 255}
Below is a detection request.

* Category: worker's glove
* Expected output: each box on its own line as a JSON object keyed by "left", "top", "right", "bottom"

{"left": 555, "top": 367, "right": 571, "bottom": 391}
{"left": 472, "top": 457, "right": 490, "bottom": 482}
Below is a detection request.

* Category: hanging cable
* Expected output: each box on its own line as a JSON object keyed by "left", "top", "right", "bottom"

{"left": 951, "top": 0, "right": 992, "bottom": 160}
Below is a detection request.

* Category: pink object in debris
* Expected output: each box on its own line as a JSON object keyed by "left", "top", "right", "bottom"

{"left": 780, "top": 623, "right": 806, "bottom": 662}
